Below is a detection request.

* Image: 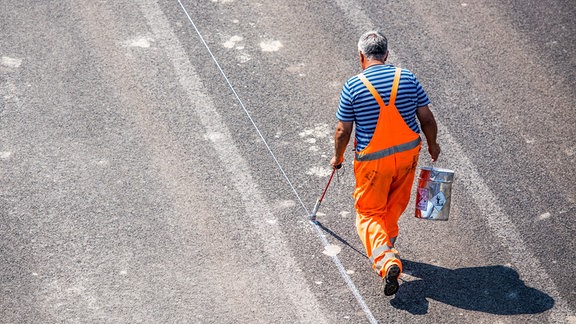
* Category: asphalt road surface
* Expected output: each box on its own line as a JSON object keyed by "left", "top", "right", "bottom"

{"left": 1, "top": 0, "right": 575, "bottom": 323}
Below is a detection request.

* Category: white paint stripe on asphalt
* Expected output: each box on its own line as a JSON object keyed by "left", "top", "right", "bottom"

{"left": 333, "top": 0, "right": 572, "bottom": 321}
{"left": 173, "top": 1, "right": 379, "bottom": 323}
{"left": 136, "top": 0, "right": 329, "bottom": 322}
{"left": 314, "top": 225, "right": 378, "bottom": 324}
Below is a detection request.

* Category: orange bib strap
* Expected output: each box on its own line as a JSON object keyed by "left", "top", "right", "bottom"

{"left": 389, "top": 68, "right": 401, "bottom": 106}
{"left": 357, "top": 68, "right": 402, "bottom": 108}
{"left": 358, "top": 74, "right": 387, "bottom": 108}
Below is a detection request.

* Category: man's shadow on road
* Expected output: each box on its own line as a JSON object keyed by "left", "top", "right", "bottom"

{"left": 315, "top": 222, "right": 554, "bottom": 315}
{"left": 392, "top": 260, "right": 555, "bottom": 315}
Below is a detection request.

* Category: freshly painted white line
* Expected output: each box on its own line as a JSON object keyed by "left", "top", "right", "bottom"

{"left": 173, "top": 1, "right": 378, "bottom": 322}
{"left": 333, "top": 0, "right": 571, "bottom": 321}
{"left": 136, "top": 0, "right": 329, "bottom": 322}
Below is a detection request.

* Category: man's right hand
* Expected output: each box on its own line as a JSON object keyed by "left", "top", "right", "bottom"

{"left": 330, "top": 156, "right": 344, "bottom": 169}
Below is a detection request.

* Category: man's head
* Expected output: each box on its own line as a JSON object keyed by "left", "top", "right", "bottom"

{"left": 358, "top": 31, "right": 388, "bottom": 63}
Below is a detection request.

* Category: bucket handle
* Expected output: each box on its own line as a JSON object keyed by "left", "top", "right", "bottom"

{"left": 424, "top": 162, "right": 454, "bottom": 183}
{"left": 430, "top": 162, "right": 438, "bottom": 180}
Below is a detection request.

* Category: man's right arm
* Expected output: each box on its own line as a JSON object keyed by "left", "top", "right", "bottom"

{"left": 331, "top": 120, "right": 353, "bottom": 168}
{"left": 416, "top": 105, "right": 441, "bottom": 162}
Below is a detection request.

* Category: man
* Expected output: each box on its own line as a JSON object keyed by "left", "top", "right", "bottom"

{"left": 330, "top": 30, "right": 440, "bottom": 296}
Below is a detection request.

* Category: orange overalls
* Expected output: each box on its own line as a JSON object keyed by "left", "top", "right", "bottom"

{"left": 354, "top": 68, "right": 421, "bottom": 278}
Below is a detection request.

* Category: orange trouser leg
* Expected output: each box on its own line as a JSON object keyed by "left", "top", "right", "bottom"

{"left": 354, "top": 149, "right": 419, "bottom": 277}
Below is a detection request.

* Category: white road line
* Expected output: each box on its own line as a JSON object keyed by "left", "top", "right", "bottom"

{"left": 139, "top": 0, "right": 572, "bottom": 321}
{"left": 136, "top": 0, "right": 330, "bottom": 322}
{"left": 333, "top": 0, "right": 572, "bottom": 321}
{"left": 173, "top": 1, "right": 378, "bottom": 322}
{"left": 176, "top": 1, "right": 378, "bottom": 321}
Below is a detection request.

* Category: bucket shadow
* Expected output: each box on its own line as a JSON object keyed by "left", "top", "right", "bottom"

{"left": 392, "top": 260, "right": 555, "bottom": 315}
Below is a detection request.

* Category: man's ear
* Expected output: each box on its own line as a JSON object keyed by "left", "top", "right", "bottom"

{"left": 359, "top": 51, "right": 365, "bottom": 67}
{"left": 383, "top": 50, "right": 389, "bottom": 62}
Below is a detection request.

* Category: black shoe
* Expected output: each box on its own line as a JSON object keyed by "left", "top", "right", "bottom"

{"left": 383, "top": 264, "right": 400, "bottom": 296}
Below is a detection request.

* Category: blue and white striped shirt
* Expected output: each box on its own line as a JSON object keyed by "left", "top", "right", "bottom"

{"left": 336, "top": 64, "right": 430, "bottom": 151}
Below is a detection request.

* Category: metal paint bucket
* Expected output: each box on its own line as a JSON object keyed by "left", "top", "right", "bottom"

{"left": 415, "top": 166, "right": 455, "bottom": 220}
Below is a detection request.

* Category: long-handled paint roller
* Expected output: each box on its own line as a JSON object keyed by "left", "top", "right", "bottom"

{"left": 309, "top": 164, "right": 341, "bottom": 222}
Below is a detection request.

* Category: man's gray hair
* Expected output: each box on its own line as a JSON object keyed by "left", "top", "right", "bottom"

{"left": 358, "top": 31, "right": 388, "bottom": 61}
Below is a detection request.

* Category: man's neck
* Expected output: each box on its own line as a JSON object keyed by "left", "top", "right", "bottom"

{"left": 363, "top": 60, "right": 386, "bottom": 70}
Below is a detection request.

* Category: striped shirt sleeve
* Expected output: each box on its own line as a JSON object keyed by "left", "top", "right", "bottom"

{"left": 336, "top": 79, "right": 357, "bottom": 122}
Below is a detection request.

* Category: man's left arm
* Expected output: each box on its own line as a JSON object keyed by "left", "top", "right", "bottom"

{"left": 416, "top": 105, "right": 441, "bottom": 162}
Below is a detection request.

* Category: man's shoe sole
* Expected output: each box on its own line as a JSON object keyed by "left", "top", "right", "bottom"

{"left": 384, "top": 264, "right": 400, "bottom": 296}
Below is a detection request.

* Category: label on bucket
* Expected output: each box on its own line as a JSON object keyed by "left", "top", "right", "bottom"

{"left": 432, "top": 192, "right": 446, "bottom": 211}
{"left": 416, "top": 187, "right": 428, "bottom": 211}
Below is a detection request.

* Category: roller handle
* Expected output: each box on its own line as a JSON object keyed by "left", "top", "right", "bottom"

{"left": 309, "top": 164, "right": 341, "bottom": 222}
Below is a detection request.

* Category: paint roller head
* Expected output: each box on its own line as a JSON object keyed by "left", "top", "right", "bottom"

{"left": 309, "top": 199, "right": 321, "bottom": 222}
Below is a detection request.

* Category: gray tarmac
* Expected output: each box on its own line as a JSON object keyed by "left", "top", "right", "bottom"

{"left": 1, "top": 0, "right": 574, "bottom": 323}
